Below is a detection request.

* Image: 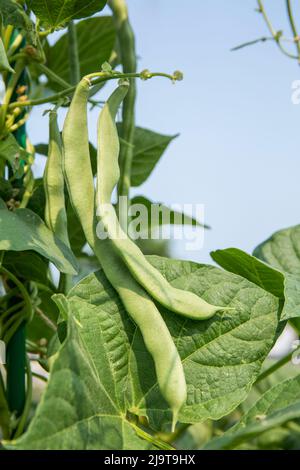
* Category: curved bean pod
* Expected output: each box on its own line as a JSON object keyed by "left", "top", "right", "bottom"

{"left": 44, "top": 110, "right": 70, "bottom": 247}
{"left": 94, "top": 241, "right": 187, "bottom": 432}
{"left": 96, "top": 86, "right": 230, "bottom": 320}
{"left": 62, "top": 78, "right": 95, "bottom": 245}
{"left": 62, "top": 78, "right": 186, "bottom": 430}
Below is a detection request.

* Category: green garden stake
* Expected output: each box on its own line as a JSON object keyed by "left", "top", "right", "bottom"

{"left": 6, "top": 30, "right": 27, "bottom": 422}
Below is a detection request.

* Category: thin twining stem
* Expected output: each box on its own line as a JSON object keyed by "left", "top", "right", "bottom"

{"left": 286, "top": 0, "right": 300, "bottom": 59}
{"left": 257, "top": 0, "right": 298, "bottom": 59}
{"left": 8, "top": 70, "right": 181, "bottom": 110}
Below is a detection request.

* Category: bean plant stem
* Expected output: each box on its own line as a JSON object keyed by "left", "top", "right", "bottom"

{"left": 0, "top": 300, "right": 25, "bottom": 322}
{"left": 26, "top": 339, "right": 47, "bottom": 355}
{"left": 130, "top": 422, "right": 175, "bottom": 450}
{"left": 0, "top": 59, "right": 25, "bottom": 131}
{"left": 0, "top": 267, "right": 32, "bottom": 319}
{"left": 32, "top": 371, "right": 48, "bottom": 382}
{"left": 257, "top": 0, "right": 298, "bottom": 59}
{"left": 67, "top": 21, "right": 81, "bottom": 85}
{"left": 35, "top": 307, "right": 57, "bottom": 331}
{"left": 8, "top": 71, "right": 177, "bottom": 110}
{"left": 286, "top": 0, "right": 300, "bottom": 59}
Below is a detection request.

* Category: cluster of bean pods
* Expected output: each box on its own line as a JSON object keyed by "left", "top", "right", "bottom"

{"left": 43, "top": 78, "right": 229, "bottom": 431}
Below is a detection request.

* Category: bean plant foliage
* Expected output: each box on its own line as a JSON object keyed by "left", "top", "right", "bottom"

{"left": 0, "top": 0, "right": 299, "bottom": 452}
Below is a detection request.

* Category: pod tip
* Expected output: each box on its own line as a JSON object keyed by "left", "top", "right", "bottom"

{"left": 171, "top": 411, "right": 178, "bottom": 433}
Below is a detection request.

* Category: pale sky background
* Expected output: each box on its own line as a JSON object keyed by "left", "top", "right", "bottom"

{"left": 28, "top": 0, "right": 300, "bottom": 266}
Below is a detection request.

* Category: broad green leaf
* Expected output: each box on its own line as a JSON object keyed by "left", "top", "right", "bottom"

{"left": 69, "top": 257, "right": 278, "bottom": 430}
{"left": 2, "top": 251, "right": 50, "bottom": 285}
{"left": 27, "top": 0, "right": 107, "bottom": 29}
{"left": 45, "top": 17, "right": 115, "bottom": 89}
{"left": 131, "top": 128, "right": 178, "bottom": 186}
{"left": 10, "top": 257, "right": 280, "bottom": 448}
{"left": 130, "top": 195, "right": 209, "bottom": 231}
{"left": 211, "top": 248, "right": 284, "bottom": 298}
{"left": 118, "top": 125, "right": 178, "bottom": 187}
{"left": 0, "top": 208, "right": 77, "bottom": 274}
{"left": 134, "top": 257, "right": 280, "bottom": 428}
{"left": 205, "top": 375, "right": 300, "bottom": 449}
{"left": 0, "top": 0, "right": 36, "bottom": 43}
{"left": 254, "top": 225, "right": 300, "bottom": 275}
{"left": 212, "top": 247, "right": 300, "bottom": 321}
{"left": 10, "top": 300, "right": 158, "bottom": 450}
{"left": 253, "top": 225, "right": 300, "bottom": 320}
{"left": 68, "top": 259, "right": 281, "bottom": 430}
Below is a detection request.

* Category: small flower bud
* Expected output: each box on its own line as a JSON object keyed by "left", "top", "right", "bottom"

{"left": 173, "top": 70, "right": 184, "bottom": 81}
{"left": 101, "top": 61, "right": 112, "bottom": 73}
{"left": 140, "top": 69, "right": 151, "bottom": 80}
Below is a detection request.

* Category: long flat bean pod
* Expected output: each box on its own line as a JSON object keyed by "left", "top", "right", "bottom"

{"left": 96, "top": 86, "right": 230, "bottom": 320}
{"left": 44, "top": 110, "right": 70, "bottom": 247}
{"left": 62, "top": 78, "right": 95, "bottom": 244}
{"left": 62, "top": 78, "right": 186, "bottom": 430}
{"left": 94, "top": 240, "right": 187, "bottom": 432}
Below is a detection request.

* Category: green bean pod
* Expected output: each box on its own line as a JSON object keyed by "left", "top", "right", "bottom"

{"left": 62, "top": 79, "right": 187, "bottom": 430}
{"left": 44, "top": 110, "right": 70, "bottom": 247}
{"left": 62, "top": 78, "right": 95, "bottom": 245}
{"left": 94, "top": 241, "right": 187, "bottom": 432}
{"left": 96, "top": 86, "right": 230, "bottom": 320}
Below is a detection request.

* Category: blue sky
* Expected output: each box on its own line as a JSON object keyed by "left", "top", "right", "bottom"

{"left": 29, "top": 0, "right": 300, "bottom": 264}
